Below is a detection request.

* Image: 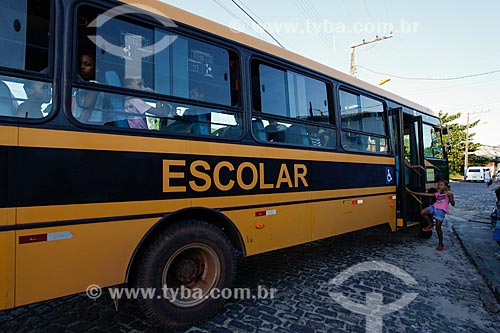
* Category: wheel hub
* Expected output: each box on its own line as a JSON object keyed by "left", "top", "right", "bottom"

{"left": 174, "top": 256, "right": 200, "bottom": 284}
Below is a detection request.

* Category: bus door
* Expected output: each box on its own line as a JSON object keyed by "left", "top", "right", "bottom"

{"left": 402, "top": 114, "right": 426, "bottom": 224}
{"left": 392, "top": 107, "right": 426, "bottom": 227}
{"left": 0, "top": 124, "right": 17, "bottom": 310}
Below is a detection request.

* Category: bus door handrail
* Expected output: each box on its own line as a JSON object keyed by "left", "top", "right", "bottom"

{"left": 405, "top": 187, "right": 422, "bottom": 205}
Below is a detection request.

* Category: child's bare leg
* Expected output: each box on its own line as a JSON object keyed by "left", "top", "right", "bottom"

{"left": 436, "top": 221, "right": 444, "bottom": 250}
{"left": 420, "top": 208, "right": 433, "bottom": 229}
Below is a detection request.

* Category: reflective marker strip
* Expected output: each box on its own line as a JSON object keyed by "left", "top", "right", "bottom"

{"left": 352, "top": 200, "right": 364, "bottom": 205}
{"left": 19, "top": 234, "right": 47, "bottom": 244}
{"left": 47, "top": 231, "right": 73, "bottom": 241}
{"left": 19, "top": 232, "right": 73, "bottom": 244}
{"left": 255, "top": 209, "right": 277, "bottom": 217}
{"left": 389, "top": 195, "right": 397, "bottom": 200}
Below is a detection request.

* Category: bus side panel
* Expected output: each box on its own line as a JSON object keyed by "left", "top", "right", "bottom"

{"left": 15, "top": 218, "right": 156, "bottom": 307}
{"left": 312, "top": 192, "right": 396, "bottom": 241}
{"left": 0, "top": 231, "right": 15, "bottom": 310}
{"left": 224, "top": 202, "right": 312, "bottom": 256}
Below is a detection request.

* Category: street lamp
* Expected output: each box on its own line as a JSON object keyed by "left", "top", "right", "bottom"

{"left": 378, "top": 78, "right": 391, "bottom": 86}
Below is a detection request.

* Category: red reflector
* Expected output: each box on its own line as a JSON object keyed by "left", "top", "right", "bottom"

{"left": 19, "top": 234, "right": 47, "bottom": 244}
{"left": 352, "top": 200, "right": 358, "bottom": 205}
{"left": 255, "top": 211, "right": 266, "bottom": 217}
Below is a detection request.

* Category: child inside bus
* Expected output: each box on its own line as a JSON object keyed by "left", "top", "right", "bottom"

{"left": 123, "top": 77, "right": 172, "bottom": 129}
{"left": 74, "top": 52, "right": 99, "bottom": 123}
{"left": 410, "top": 180, "right": 455, "bottom": 251}
{"left": 16, "top": 80, "right": 51, "bottom": 119}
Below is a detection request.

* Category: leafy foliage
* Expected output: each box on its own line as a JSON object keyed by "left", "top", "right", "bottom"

{"left": 440, "top": 111, "right": 489, "bottom": 175}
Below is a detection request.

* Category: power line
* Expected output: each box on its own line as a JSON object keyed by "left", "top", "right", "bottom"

{"left": 233, "top": 0, "right": 264, "bottom": 25}
{"left": 350, "top": 35, "right": 393, "bottom": 77}
{"left": 363, "top": 0, "right": 375, "bottom": 22}
{"left": 293, "top": 0, "right": 336, "bottom": 52}
{"left": 383, "top": 0, "right": 391, "bottom": 22}
{"left": 357, "top": 65, "right": 500, "bottom": 81}
{"left": 341, "top": 0, "right": 355, "bottom": 20}
{"left": 211, "top": 0, "right": 254, "bottom": 33}
{"left": 410, "top": 77, "right": 500, "bottom": 95}
{"left": 229, "top": 0, "right": 286, "bottom": 48}
{"left": 301, "top": 0, "right": 336, "bottom": 51}
{"left": 302, "top": 0, "right": 325, "bottom": 24}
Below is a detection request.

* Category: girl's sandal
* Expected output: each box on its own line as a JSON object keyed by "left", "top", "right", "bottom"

{"left": 436, "top": 245, "right": 445, "bottom": 251}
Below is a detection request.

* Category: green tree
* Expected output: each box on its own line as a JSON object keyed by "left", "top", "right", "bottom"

{"left": 440, "top": 111, "right": 488, "bottom": 175}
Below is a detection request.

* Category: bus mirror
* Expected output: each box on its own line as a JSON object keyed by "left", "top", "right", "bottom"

{"left": 442, "top": 127, "right": 449, "bottom": 135}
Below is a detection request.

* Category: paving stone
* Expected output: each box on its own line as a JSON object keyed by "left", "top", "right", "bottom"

{"left": 1, "top": 182, "right": 499, "bottom": 332}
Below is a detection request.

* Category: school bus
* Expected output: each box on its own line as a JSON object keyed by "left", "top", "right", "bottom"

{"left": 0, "top": 0, "right": 448, "bottom": 329}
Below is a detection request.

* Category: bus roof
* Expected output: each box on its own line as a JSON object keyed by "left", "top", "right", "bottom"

{"left": 123, "top": 0, "right": 438, "bottom": 118}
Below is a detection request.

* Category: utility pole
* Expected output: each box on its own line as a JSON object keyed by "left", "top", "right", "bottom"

{"left": 350, "top": 34, "right": 393, "bottom": 77}
{"left": 464, "top": 109, "right": 490, "bottom": 178}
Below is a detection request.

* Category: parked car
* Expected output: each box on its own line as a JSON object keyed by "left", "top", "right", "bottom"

{"left": 465, "top": 167, "right": 491, "bottom": 182}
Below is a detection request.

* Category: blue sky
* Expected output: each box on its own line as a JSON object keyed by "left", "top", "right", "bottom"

{"left": 161, "top": 0, "right": 500, "bottom": 146}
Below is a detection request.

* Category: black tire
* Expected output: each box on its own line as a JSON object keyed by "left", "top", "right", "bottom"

{"left": 134, "top": 220, "right": 235, "bottom": 329}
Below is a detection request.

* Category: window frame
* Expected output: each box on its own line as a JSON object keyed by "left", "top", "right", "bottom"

{"left": 68, "top": 1, "right": 245, "bottom": 141}
{"left": 250, "top": 56, "right": 337, "bottom": 149}
{"left": 0, "top": 0, "right": 56, "bottom": 124}
{"left": 422, "top": 122, "right": 445, "bottom": 160}
{"left": 337, "top": 85, "right": 390, "bottom": 155}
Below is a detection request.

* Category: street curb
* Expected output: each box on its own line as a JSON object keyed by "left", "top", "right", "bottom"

{"left": 450, "top": 215, "right": 500, "bottom": 306}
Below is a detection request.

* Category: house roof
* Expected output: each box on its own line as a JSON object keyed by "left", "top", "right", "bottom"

{"left": 473, "top": 145, "right": 500, "bottom": 159}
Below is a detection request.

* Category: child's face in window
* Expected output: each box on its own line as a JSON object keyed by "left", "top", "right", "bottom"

{"left": 24, "top": 81, "right": 50, "bottom": 101}
{"left": 124, "top": 100, "right": 137, "bottom": 113}
{"left": 79, "top": 55, "right": 95, "bottom": 81}
{"left": 190, "top": 87, "right": 205, "bottom": 101}
{"left": 126, "top": 78, "right": 145, "bottom": 91}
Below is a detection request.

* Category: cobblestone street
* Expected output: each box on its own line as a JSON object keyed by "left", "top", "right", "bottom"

{"left": 1, "top": 182, "right": 499, "bottom": 332}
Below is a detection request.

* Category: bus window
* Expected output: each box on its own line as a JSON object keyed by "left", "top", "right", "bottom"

{"left": 422, "top": 124, "right": 444, "bottom": 159}
{"left": 287, "top": 71, "right": 329, "bottom": 123}
{"left": 76, "top": 5, "right": 237, "bottom": 107}
{"left": 253, "top": 63, "right": 330, "bottom": 123}
{"left": 253, "top": 63, "right": 288, "bottom": 116}
{"left": 72, "top": 88, "right": 243, "bottom": 137}
{"left": 0, "top": 0, "right": 52, "bottom": 119}
{"left": 339, "top": 90, "right": 389, "bottom": 154}
{"left": 73, "top": 5, "right": 242, "bottom": 137}
{"left": 0, "top": 76, "right": 52, "bottom": 118}
{"left": 253, "top": 115, "right": 336, "bottom": 148}
{"left": 0, "top": 0, "right": 51, "bottom": 73}
{"left": 251, "top": 60, "right": 334, "bottom": 148}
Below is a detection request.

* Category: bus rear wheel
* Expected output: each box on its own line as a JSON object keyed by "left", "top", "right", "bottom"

{"left": 134, "top": 220, "right": 235, "bottom": 329}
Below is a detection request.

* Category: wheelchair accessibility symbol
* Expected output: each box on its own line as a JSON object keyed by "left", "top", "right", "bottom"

{"left": 329, "top": 261, "right": 418, "bottom": 333}
{"left": 385, "top": 167, "right": 394, "bottom": 185}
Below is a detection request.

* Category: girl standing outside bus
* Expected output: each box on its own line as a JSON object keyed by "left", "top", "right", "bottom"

{"left": 410, "top": 180, "right": 455, "bottom": 251}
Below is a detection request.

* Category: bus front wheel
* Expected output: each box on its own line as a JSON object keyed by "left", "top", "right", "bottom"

{"left": 134, "top": 220, "right": 235, "bottom": 329}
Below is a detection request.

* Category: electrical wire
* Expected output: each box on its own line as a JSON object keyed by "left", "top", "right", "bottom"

{"left": 292, "top": 0, "right": 336, "bottom": 52}
{"left": 383, "top": 0, "right": 391, "bottom": 22}
{"left": 229, "top": 0, "right": 286, "bottom": 48}
{"left": 211, "top": 0, "right": 254, "bottom": 33}
{"left": 233, "top": 0, "right": 265, "bottom": 26}
{"left": 357, "top": 65, "right": 500, "bottom": 81}
{"left": 363, "top": 0, "right": 375, "bottom": 22}
{"left": 341, "top": 0, "right": 355, "bottom": 20}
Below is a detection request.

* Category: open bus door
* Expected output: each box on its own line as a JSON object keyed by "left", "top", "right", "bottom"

{"left": 392, "top": 108, "right": 426, "bottom": 228}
